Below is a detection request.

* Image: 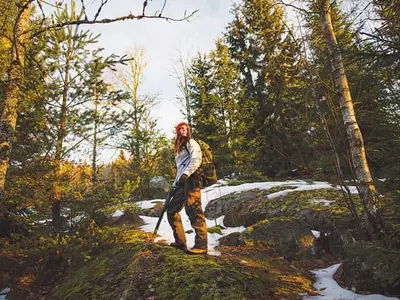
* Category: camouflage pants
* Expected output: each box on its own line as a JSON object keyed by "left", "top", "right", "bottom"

{"left": 166, "top": 183, "right": 208, "bottom": 249}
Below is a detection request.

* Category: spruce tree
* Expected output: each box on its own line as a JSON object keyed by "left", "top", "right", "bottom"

{"left": 225, "top": 0, "right": 309, "bottom": 177}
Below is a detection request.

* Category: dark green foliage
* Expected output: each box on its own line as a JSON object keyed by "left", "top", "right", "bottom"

{"left": 187, "top": 0, "right": 317, "bottom": 179}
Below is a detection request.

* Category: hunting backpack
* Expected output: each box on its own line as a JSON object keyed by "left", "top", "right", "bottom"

{"left": 186, "top": 139, "right": 218, "bottom": 187}
{"left": 197, "top": 140, "right": 217, "bottom": 187}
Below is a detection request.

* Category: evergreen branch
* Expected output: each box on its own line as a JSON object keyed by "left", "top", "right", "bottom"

{"left": 61, "top": 122, "right": 125, "bottom": 160}
{"left": 359, "top": 31, "right": 399, "bottom": 49}
{"left": 107, "top": 55, "right": 136, "bottom": 67}
{"left": 61, "top": 136, "right": 88, "bottom": 159}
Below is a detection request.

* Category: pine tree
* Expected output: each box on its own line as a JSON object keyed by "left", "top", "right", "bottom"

{"left": 225, "top": 0, "right": 309, "bottom": 177}
{"left": 42, "top": 2, "right": 127, "bottom": 231}
{"left": 187, "top": 54, "right": 222, "bottom": 156}
{"left": 0, "top": 0, "right": 31, "bottom": 190}
{"left": 207, "top": 39, "right": 244, "bottom": 176}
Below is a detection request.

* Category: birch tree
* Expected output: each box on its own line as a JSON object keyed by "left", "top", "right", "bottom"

{"left": 318, "top": 0, "right": 382, "bottom": 237}
{"left": 116, "top": 47, "right": 167, "bottom": 198}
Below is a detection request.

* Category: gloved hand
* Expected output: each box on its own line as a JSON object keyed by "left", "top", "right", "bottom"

{"left": 169, "top": 186, "right": 177, "bottom": 197}
{"left": 178, "top": 174, "right": 188, "bottom": 186}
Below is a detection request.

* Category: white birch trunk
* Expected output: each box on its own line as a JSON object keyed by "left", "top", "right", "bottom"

{"left": 318, "top": 0, "right": 381, "bottom": 237}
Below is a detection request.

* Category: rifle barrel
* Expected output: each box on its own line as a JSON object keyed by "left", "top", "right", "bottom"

{"left": 152, "top": 189, "right": 175, "bottom": 237}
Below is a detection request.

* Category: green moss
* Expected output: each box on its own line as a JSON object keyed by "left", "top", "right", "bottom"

{"left": 208, "top": 226, "right": 223, "bottom": 235}
{"left": 51, "top": 231, "right": 150, "bottom": 300}
{"left": 265, "top": 185, "right": 297, "bottom": 195}
{"left": 48, "top": 227, "right": 314, "bottom": 300}
{"left": 151, "top": 250, "right": 269, "bottom": 300}
{"left": 260, "top": 188, "right": 354, "bottom": 215}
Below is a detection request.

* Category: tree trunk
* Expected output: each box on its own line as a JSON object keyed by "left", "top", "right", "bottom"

{"left": 0, "top": 1, "right": 30, "bottom": 191}
{"left": 52, "top": 23, "right": 73, "bottom": 232}
{"left": 92, "top": 88, "right": 98, "bottom": 186}
{"left": 318, "top": 0, "right": 382, "bottom": 238}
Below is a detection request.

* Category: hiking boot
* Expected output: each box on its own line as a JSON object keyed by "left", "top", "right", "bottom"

{"left": 186, "top": 247, "right": 207, "bottom": 255}
{"left": 170, "top": 242, "right": 187, "bottom": 251}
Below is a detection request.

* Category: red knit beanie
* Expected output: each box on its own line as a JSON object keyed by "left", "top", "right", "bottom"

{"left": 175, "top": 122, "right": 190, "bottom": 134}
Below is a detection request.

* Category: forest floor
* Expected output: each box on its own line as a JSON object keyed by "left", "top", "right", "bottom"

{"left": 1, "top": 179, "right": 399, "bottom": 300}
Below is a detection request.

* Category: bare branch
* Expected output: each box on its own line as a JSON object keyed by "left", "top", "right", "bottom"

{"left": 142, "top": 0, "right": 148, "bottom": 16}
{"left": 80, "top": 0, "right": 89, "bottom": 21}
{"left": 29, "top": 9, "right": 198, "bottom": 37}
{"left": 94, "top": 0, "right": 109, "bottom": 21}
{"left": 40, "top": 0, "right": 60, "bottom": 8}
{"left": 275, "top": 0, "right": 316, "bottom": 16}
{"left": 159, "top": 0, "right": 167, "bottom": 17}
{"left": 36, "top": 0, "right": 46, "bottom": 21}
{"left": 13, "top": 0, "right": 34, "bottom": 64}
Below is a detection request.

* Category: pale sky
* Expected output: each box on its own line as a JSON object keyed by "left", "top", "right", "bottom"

{"left": 39, "top": 0, "right": 238, "bottom": 161}
{"left": 81, "top": 0, "right": 238, "bottom": 137}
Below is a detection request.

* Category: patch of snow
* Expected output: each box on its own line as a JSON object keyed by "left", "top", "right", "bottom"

{"left": 35, "top": 219, "right": 52, "bottom": 224}
{"left": 0, "top": 287, "right": 10, "bottom": 300}
{"left": 136, "top": 199, "right": 164, "bottom": 209}
{"left": 311, "top": 199, "right": 333, "bottom": 206}
{"left": 268, "top": 189, "right": 292, "bottom": 199}
{"left": 72, "top": 214, "right": 86, "bottom": 223}
{"left": 112, "top": 209, "right": 124, "bottom": 217}
{"left": 311, "top": 230, "right": 320, "bottom": 239}
{"left": 303, "top": 264, "right": 399, "bottom": 300}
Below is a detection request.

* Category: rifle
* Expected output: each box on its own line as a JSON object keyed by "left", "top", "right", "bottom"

{"left": 152, "top": 186, "right": 176, "bottom": 237}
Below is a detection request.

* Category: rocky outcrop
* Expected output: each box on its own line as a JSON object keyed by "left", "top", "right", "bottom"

{"left": 218, "top": 232, "right": 245, "bottom": 246}
{"left": 243, "top": 217, "right": 315, "bottom": 260}
{"left": 205, "top": 188, "right": 349, "bottom": 231}
{"left": 336, "top": 243, "right": 400, "bottom": 296}
{"left": 313, "top": 230, "right": 356, "bottom": 258}
{"left": 204, "top": 190, "right": 260, "bottom": 220}
{"left": 139, "top": 201, "right": 164, "bottom": 217}
{"left": 207, "top": 186, "right": 399, "bottom": 296}
{"left": 113, "top": 209, "right": 143, "bottom": 228}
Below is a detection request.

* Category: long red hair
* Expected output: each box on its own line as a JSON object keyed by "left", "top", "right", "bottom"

{"left": 174, "top": 123, "right": 191, "bottom": 155}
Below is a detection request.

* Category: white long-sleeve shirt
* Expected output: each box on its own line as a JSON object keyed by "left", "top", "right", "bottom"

{"left": 173, "top": 139, "right": 202, "bottom": 187}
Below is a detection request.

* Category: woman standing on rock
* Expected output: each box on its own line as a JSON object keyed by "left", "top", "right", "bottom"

{"left": 166, "top": 122, "right": 208, "bottom": 254}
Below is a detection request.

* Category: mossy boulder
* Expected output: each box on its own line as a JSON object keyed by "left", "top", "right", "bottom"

{"left": 336, "top": 242, "right": 400, "bottom": 296}
{"left": 205, "top": 187, "right": 354, "bottom": 232}
{"left": 204, "top": 189, "right": 259, "bottom": 220}
{"left": 313, "top": 230, "right": 356, "bottom": 258}
{"left": 47, "top": 229, "right": 314, "bottom": 300}
{"left": 138, "top": 201, "right": 164, "bottom": 217}
{"left": 242, "top": 217, "right": 315, "bottom": 260}
{"left": 218, "top": 232, "right": 245, "bottom": 247}
{"left": 112, "top": 209, "right": 143, "bottom": 228}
